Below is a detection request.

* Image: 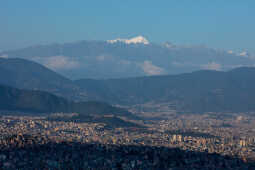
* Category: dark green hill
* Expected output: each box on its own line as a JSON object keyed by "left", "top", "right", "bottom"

{"left": 75, "top": 67, "right": 255, "bottom": 113}
{"left": 0, "top": 84, "right": 134, "bottom": 119}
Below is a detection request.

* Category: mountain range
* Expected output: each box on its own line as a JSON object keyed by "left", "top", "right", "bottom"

{"left": 1, "top": 36, "right": 254, "bottom": 79}
{"left": 1, "top": 57, "right": 255, "bottom": 114}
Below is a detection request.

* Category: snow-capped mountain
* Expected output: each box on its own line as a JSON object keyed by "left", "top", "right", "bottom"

{"left": 107, "top": 36, "right": 150, "bottom": 45}
{"left": 1, "top": 37, "right": 255, "bottom": 79}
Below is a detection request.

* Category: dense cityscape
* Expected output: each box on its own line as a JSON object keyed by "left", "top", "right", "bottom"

{"left": 1, "top": 109, "right": 255, "bottom": 169}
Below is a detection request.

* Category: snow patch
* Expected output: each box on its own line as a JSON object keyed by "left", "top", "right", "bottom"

{"left": 107, "top": 36, "right": 149, "bottom": 45}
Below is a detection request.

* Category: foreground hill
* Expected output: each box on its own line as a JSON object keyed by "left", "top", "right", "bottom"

{"left": 0, "top": 58, "right": 86, "bottom": 101}
{"left": 0, "top": 84, "right": 134, "bottom": 119}
{"left": 76, "top": 67, "right": 255, "bottom": 113}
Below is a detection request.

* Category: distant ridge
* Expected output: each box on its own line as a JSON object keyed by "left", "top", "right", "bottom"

{"left": 2, "top": 38, "right": 253, "bottom": 79}
{"left": 75, "top": 67, "right": 255, "bottom": 113}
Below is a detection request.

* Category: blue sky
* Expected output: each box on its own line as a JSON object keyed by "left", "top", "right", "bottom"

{"left": 0, "top": 0, "right": 254, "bottom": 52}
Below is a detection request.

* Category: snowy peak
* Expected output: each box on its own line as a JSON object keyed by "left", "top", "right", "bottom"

{"left": 128, "top": 36, "right": 150, "bottom": 45}
{"left": 107, "top": 36, "right": 150, "bottom": 45}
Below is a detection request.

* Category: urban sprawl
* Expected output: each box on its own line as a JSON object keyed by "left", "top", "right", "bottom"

{"left": 1, "top": 109, "right": 255, "bottom": 169}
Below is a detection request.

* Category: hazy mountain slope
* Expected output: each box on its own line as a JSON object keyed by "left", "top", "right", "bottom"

{"left": 1, "top": 38, "right": 253, "bottom": 79}
{"left": 0, "top": 58, "right": 86, "bottom": 101}
{"left": 0, "top": 84, "right": 69, "bottom": 113}
{"left": 0, "top": 84, "right": 133, "bottom": 118}
{"left": 75, "top": 71, "right": 227, "bottom": 104}
{"left": 1, "top": 56, "right": 255, "bottom": 113}
{"left": 75, "top": 67, "right": 255, "bottom": 113}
